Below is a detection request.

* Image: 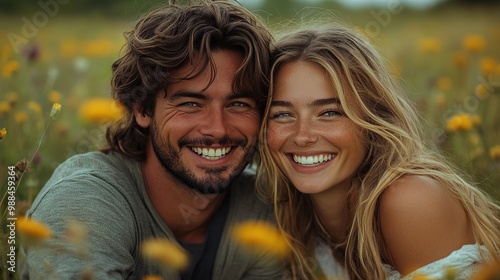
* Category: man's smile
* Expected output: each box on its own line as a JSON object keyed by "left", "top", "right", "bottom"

{"left": 191, "top": 147, "right": 232, "bottom": 160}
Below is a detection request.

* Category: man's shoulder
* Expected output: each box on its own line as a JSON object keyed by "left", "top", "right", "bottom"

{"left": 49, "top": 151, "right": 138, "bottom": 182}
{"left": 28, "top": 151, "right": 143, "bottom": 218}
{"left": 34, "top": 151, "right": 141, "bottom": 202}
{"left": 58, "top": 151, "right": 134, "bottom": 171}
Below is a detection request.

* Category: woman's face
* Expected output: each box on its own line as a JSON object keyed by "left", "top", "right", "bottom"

{"left": 266, "top": 60, "right": 367, "bottom": 195}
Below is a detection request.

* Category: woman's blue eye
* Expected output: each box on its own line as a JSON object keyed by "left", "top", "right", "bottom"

{"left": 321, "top": 110, "right": 342, "bottom": 117}
{"left": 269, "top": 112, "right": 292, "bottom": 119}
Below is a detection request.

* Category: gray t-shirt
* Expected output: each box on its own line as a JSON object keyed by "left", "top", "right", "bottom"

{"left": 22, "top": 151, "right": 282, "bottom": 280}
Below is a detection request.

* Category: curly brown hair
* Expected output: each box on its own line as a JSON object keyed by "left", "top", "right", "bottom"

{"left": 104, "top": 0, "right": 273, "bottom": 161}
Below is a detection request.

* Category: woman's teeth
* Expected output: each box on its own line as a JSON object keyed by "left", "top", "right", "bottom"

{"left": 293, "top": 154, "right": 333, "bottom": 166}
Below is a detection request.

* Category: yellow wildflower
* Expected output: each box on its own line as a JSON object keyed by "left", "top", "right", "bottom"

{"left": 446, "top": 113, "right": 473, "bottom": 132}
{"left": 14, "top": 111, "right": 28, "bottom": 123}
{"left": 82, "top": 38, "right": 115, "bottom": 57}
{"left": 418, "top": 38, "right": 441, "bottom": 53}
{"left": 17, "top": 217, "right": 52, "bottom": 240}
{"left": 48, "top": 90, "right": 62, "bottom": 103}
{"left": 475, "top": 84, "right": 490, "bottom": 99}
{"left": 0, "top": 101, "right": 11, "bottom": 114}
{"left": 231, "top": 220, "right": 290, "bottom": 259}
{"left": 463, "top": 35, "right": 485, "bottom": 53}
{"left": 28, "top": 101, "right": 42, "bottom": 114}
{"left": 79, "top": 98, "right": 124, "bottom": 124}
{"left": 436, "top": 77, "right": 452, "bottom": 91}
{"left": 1, "top": 60, "right": 20, "bottom": 78}
{"left": 490, "top": 145, "right": 500, "bottom": 160}
{"left": 143, "top": 276, "right": 163, "bottom": 280}
{"left": 50, "top": 103, "right": 62, "bottom": 119}
{"left": 412, "top": 274, "right": 431, "bottom": 280}
{"left": 444, "top": 266, "right": 458, "bottom": 279}
{"left": 480, "top": 57, "right": 496, "bottom": 76}
{"left": 452, "top": 52, "right": 467, "bottom": 69}
{"left": 0, "top": 127, "right": 6, "bottom": 140}
{"left": 141, "top": 238, "right": 188, "bottom": 270}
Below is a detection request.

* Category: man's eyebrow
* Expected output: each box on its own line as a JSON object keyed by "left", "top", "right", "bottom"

{"left": 167, "top": 91, "right": 208, "bottom": 101}
{"left": 270, "top": 98, "right": 339, "bottom": 108}
{"left": 166, "top": 91, "right": 255, "bottom": 102}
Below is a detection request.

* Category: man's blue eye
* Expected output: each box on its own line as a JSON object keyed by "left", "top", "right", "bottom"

{"left": 232, "top": 102, "right": 248, "bottom": 107}
{"left": 181, "top": 102, "right": 198, "bottom": 107}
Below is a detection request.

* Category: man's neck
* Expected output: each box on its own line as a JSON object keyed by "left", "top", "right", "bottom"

{"left": 141, "top": 159, "right": 227, "bottom": 244}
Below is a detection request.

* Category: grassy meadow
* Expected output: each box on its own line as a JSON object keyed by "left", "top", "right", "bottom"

{"left": 0, "top": 2, "right": 500, "bottom": 279}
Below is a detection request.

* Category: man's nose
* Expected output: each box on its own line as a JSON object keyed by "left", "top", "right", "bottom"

{"left": 199, "top": 106, "right": 229, "bottom": 138}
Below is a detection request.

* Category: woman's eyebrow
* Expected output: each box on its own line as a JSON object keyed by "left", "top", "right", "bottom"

{"left": 270, "top": 100, "right": 292, "bottom": 107}
{"left": 310, "top": 98, "right": 340, "bottom": 107}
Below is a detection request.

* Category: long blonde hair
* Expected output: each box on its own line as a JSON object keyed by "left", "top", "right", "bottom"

{"left": 257, "top": 24, "right": 500, "bottom": 279}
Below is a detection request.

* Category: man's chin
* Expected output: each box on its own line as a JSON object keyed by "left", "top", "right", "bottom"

{"left": 188, "top": 170, "right": 239, "bottom": 194}
{"left": 189, "top": 182, "right": 230, "bottom": 194}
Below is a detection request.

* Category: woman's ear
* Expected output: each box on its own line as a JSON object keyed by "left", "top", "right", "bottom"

{"left": 133, "top": 103, "right": 151, "bottom": 128}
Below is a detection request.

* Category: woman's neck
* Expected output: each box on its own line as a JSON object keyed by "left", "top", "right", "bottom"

{"left": 310, "top": 182, "right": 352, "bottom": 244}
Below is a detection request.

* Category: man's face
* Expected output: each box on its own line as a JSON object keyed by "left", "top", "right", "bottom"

{"left": 145, "top": 50, "right": 260, "bottom": 194}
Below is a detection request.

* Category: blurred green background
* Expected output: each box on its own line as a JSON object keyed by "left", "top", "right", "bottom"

{"left": 1, "top": 0, "right": 499, "bottom": 202}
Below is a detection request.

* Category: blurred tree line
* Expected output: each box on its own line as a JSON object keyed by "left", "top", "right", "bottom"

{"left": 0, "top": 0, "right": 498, "bottom": 18}
{"left": 0, "top": 0, "right": 168, "bottom": 17}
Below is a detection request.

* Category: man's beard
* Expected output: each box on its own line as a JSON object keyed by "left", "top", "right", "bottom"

{"left": 150, "top": 120, "right": 255, "bottom": 194}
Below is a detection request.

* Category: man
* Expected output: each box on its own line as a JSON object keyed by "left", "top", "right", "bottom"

{"left": 22, "top": 1, "right": 281, "bottom": 279}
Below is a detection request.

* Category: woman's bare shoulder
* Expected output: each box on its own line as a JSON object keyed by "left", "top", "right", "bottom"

{"left": 379, "top": 175, "right": 474, "bottom": 275}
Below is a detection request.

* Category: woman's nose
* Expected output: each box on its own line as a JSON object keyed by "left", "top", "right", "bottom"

{"left": 292, "top": 119, "right": 318, "bottom": 147}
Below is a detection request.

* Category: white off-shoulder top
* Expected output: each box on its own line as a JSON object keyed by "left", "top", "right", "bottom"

{"left": 315, "top": 241, "right": 491, "bottom": 279}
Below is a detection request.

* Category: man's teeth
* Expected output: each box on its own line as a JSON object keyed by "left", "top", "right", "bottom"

{"left": 191, "top": 147, "right": 231, "bottom": 160}
{"left": 293, "top": 154, "right": 333, "bottom": 166}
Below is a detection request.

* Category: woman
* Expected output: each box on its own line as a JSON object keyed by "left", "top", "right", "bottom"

{"left": 257, "top": 24, "right": 500, "bottom": 279}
